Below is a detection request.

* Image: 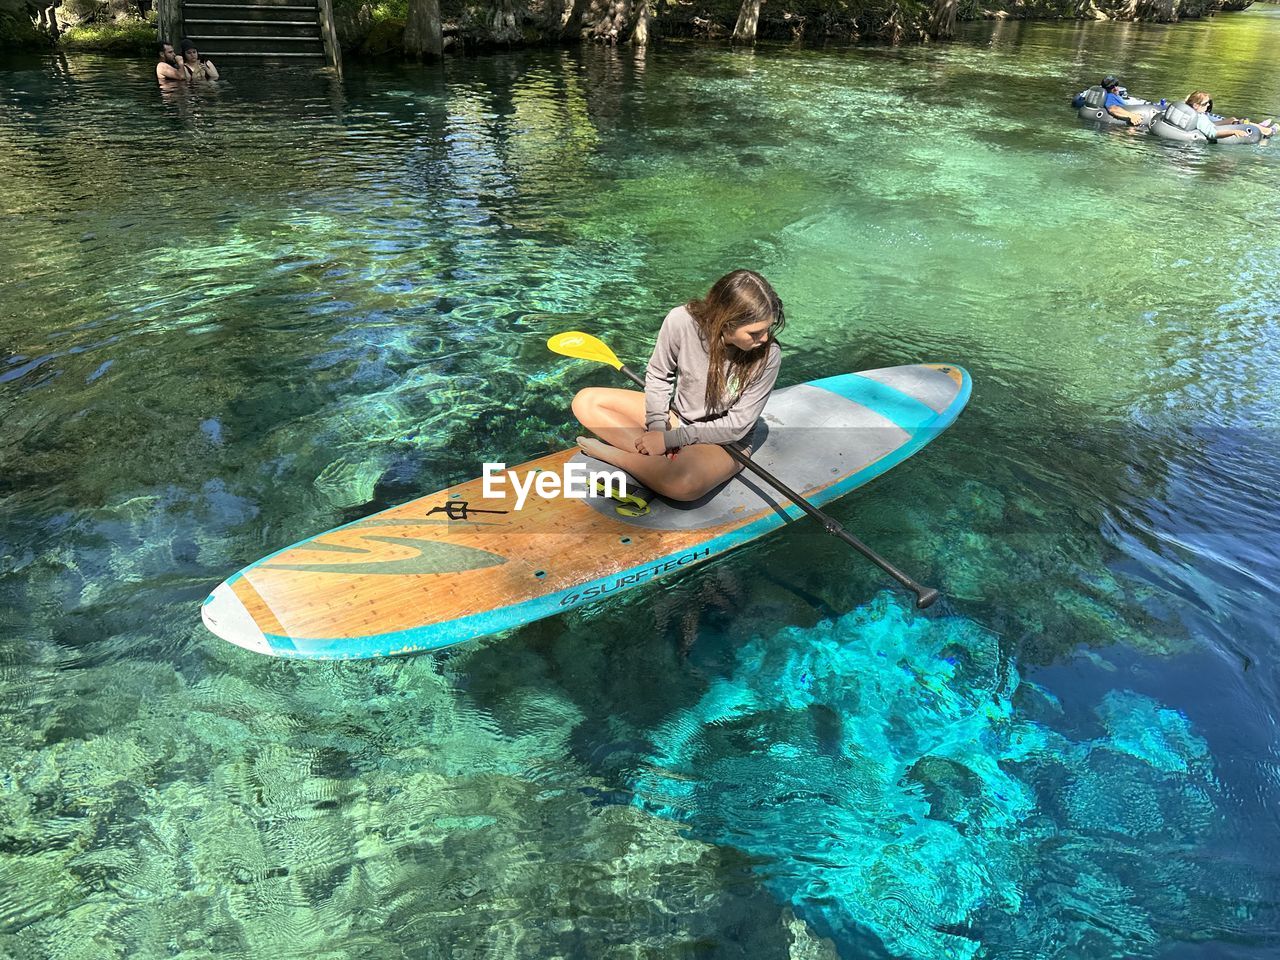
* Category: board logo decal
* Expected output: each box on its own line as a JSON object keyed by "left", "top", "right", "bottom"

{"left": 263, "top": 535, "right": 507, "bottom": 576}
{"left": 425, "top": 500, "right": 509, "bottom": 522}
{"left": 558, "top": 547, "right": 713, "bottom": 607}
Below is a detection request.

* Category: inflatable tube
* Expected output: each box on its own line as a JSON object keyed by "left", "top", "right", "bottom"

{"left": 1148, "top": 116, "right": 1265, "bottom": 145}
{"left": 1072, "top": 88, "right": 1153, "bottom": 111}
{"left": 1078, "top": 103, "right": 1162, "bottom": 127}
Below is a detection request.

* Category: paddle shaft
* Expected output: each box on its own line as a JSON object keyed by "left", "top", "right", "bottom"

{"left": 617, "top": 364, "right": 940, "bottom": 609}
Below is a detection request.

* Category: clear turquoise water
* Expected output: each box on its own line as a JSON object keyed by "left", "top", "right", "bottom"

{"left": 2, "top": 8, "right": 1279, "bottom": 957}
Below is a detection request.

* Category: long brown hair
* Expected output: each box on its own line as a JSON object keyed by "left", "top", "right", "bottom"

{"left": 686, "top": 269, "right": 784, "bottom": 413}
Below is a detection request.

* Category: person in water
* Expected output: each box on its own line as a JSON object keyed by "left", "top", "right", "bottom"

{"left": 1101, "top": 77, "right": 1148, "bottom": 127}
{"left": 180, "top": 39, "right": 220, "bottom": 81}
{"left": 573, "top": 269, "right": 784, "bottom": 503}
{"left": 1183, "top": 91, "right": 1274, "bottom": 141}
{"left": 155, "top": 42, "right": 188, "bottom": 82}
{"left": 1073, "top": 74, "right": 1139, "bottom": 109}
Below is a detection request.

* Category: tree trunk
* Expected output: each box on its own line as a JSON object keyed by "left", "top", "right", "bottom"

{"left": 881, "top": 3, "right": 905, "bottom": 44}
{"left": 317, "top": 0, "right": 342, "bottom": 69}
{"left": 631, "top": 0, "right": 649, "bottom": 45}
{"left": 588, "top": 0, "right": 629, "bottom": 42}
{"left": 41, "top": 4, "right": 61, "bottom": 38}
{"left": 486, "top": 0, "right": 522, "bottom": 43}
{"left": 732, "top": 0, "right": 761, "bottom": 42}
{"left": 156, "top": 0, "right": 182, "bottom": 44}
{"left": 551, "top": 0, "right": 589, "bottom": 39}
{"left": 927, "top": 0, "right": 957, "bottom": 38}
{"left": 405, "top": 0, "right": 444, "bottom": 56}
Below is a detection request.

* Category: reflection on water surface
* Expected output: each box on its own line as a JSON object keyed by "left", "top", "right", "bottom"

{"left": 2, "top": 11, "right": 1279, "bottom": 957}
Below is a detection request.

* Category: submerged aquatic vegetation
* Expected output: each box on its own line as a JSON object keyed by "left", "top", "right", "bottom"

{"left": 0, "top": 643, "right": 839, "bottom": 957}
{"left": 634, "top": 595, "right": 1225, "bottom": 958}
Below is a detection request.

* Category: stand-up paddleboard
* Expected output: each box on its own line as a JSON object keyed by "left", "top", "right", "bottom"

{"left": 202, "top": 364, "right": 971, "bottom": 659}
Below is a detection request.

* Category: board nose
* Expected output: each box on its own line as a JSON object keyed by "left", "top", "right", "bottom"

{"left": 201, "top": 582, "right": 272, "bottom": 656}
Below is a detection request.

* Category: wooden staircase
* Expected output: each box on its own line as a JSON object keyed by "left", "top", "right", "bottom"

{"left": 170, "top": 0, "right": 340, "bottom": 66}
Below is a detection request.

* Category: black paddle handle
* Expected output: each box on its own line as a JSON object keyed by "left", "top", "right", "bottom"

{"left": 618, "top": 364, "right": 939, "bottom": 609}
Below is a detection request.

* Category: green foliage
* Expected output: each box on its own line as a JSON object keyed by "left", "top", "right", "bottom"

{"left": 332, "top": 0, "right": 411, "bottom": 56}
{"left": 62, "top": 0, "right": 105, "bottom": 21}
{"left": 0, "top": 17, "right": 45, "bottom": 46}
{"left": 329, "top": 0, "right": 1244, "bottom": 54}
{"left": 0, "top": 0, "right": 39, "bottom": 18}
{"left": 61, "top": 16, "right": 155, "bottom": 52}
{"left": 0, "top": 0, "right": 45, "bottom": 48}
{"left": 357, "top": 8, "right": 405, "bottom": 55}
{"left": 63, "top": 0, "right": 154, "bottom": 23}
{"left": 333, "top": 0, "right": 407, "bottom": 18}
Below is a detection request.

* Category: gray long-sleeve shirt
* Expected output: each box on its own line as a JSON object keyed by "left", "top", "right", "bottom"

{"left": 643, "top": 305, "right": 782, "bottom": 447}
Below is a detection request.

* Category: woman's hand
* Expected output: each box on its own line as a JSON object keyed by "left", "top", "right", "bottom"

{"left": 635, "top": 430, "right": 668, "bottom": 456}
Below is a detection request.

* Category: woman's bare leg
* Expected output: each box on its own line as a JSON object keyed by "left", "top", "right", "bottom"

{"left": 571, "top": 386, "right": 745, "bottom": 501}
{"left": 571, "top": 387, "right": 648, "bottom": 450}
{"left": 576, "top": 436, "right": 742, "bottom": 501}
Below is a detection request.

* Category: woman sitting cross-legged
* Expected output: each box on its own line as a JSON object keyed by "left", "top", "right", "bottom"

{"left": 573, "top": 269, "right": 785, "bottom": 503}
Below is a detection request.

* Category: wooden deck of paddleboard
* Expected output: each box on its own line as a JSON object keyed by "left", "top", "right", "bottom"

{"left": 232, "top": 449, "right": 754, "bottom": 638}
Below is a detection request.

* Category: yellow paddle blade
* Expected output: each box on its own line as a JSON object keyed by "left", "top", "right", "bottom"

{"left": 547, "top": 331, "right": 624, "bottom": 370}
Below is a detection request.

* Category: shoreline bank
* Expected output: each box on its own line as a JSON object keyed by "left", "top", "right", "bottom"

{"left": 3, "top": 0, "right": 1259, "bottom": 59}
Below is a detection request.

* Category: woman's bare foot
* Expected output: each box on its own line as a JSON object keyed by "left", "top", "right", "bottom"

{"left": 577, "top": 435, "right": 620, "bottom": 465}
